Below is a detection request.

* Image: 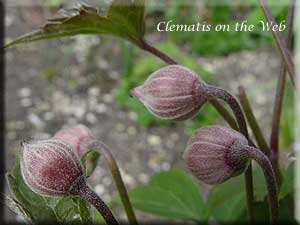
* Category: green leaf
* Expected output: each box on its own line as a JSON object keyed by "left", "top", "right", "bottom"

{"left": 280, "top": 162, "right": 295, "bottom": 199}
{"left": 81, "top": 150, "right": 100, "bottom": 177}
{"left": 253, "top": 165, "right": 268, "bottom": 202}
{"left": 5, "top": 0, "right": 145, "bottom": 48}
{"left": 113, "top": 169, "right": 205, "bottom": 221}
{"left": 239, "top": 198, "right": 296, "bottom": 224}
{"left": 6, "top": 154, "right": 93, "bottom": 224}
{"left": 54, "top": 197, "right": 91, "bottom": 224}
{"left": 76, "top": 199, "right": 92, "bottom": 224}
{"left": 206, "top": 175, "right": 247, "bottom": 223}
{"left": 206, "top": 167, "right": 268, "bottom": 223}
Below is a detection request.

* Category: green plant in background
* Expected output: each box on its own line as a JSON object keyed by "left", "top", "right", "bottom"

{"left": 42, "top": 0, "right": 64, "bottom": 8}
{"left": 279, "top": 85, "right": 294, "bottom": 149}
{"left": 162, "top": 0, "right": 289, "bottom": 55}
{"left": 5, "top": 0, "right": 298, "bottom": 225}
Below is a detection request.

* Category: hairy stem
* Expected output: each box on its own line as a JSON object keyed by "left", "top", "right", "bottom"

{"left": 238, "top": 86, "right": 270, "bottom": 155}
{"left": 258, "top": 0, "right": 298, "bottom": 91}
{"left": 87, "top": 141, "right": 138, "bottom": 225}
{"left": 206, "top": 86, "right": 248, "bottom": 138}
{"left": 205, "top": 85, "right": 255, "bottom": 223}
{"left": 270, "top": 0, "right": 295, "bottom": 185}
{"left": 70, "top": 176, "right": 119, "bottom": 225}
{"left": 245, "top": 146, "right": 279, "bottom": 224}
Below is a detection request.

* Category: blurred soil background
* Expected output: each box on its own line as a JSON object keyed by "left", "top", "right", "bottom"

{"left": 4, "top": 0, "right": 295, "bottom": 222}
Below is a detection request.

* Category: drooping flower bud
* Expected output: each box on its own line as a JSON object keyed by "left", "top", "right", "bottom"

{"left": 20, "top": 139, "right": 84, "bottom": 197}
{"left": 131, "top": 65, "right": 207, "bottom": 121}
{"left": 53, "top": 124, "right": 95, "bottom": 158}
{"left": 20, "top": 139, "right": 120, "bottom": 224}
{"left": 183, "top": 126, "right": 249, "bottom": 184}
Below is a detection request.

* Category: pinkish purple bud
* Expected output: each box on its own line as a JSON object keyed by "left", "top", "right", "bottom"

{"left": 53, "top": 124, "right": 95, "bottom": 158}
{"left": 20, "top": 139, "right": 84, "bottom": 196}
{"left": 131, "top": 65, "right": 207, "bottom": 121}
{"left": 183, "top": 126, "right": 249, "bottom": 184}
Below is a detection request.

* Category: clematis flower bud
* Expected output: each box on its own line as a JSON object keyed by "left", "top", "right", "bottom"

{"left": 54, "top": 125, "right": 137, "bottom": 225}
{"left": 183, "top": 125, "right": 249, "bottom": 184}
{"left": 19, "top": 139, "right": 119, "bottom": 225}
{"left": 131, "top": 65, "right": 207, "bottom": 121}
{"left": 53, "top": 124, "right": 95, "bottom": 158}
{"left": 20, "top": 139, "right": 84, "bottom": 196}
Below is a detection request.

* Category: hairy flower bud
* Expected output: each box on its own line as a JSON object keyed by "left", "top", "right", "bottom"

{"left": 131, "top": 65, "right": 207, "bottom": 121}
{"left": 53, "top": 124, "right": 95, "bottom": 158}
{"left": 183, "top": 126, "right": 249, "bottom": 184}
{"left": 20, "top": 139, "right": 84, "bottom": 196}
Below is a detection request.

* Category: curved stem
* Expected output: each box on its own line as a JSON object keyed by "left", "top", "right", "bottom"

{"left": 245, "top": 146, "right": 279, "bottom": 224}
{"left": 70, "top": 176, "right": 119, "bottom": 225}
{"left": 87, "top": 141, "right": 138, "bottom": 225}
{"left": 205, "top": 85, "right": 249, "bottom": 139}
{"left": 79, "top": 183, "right": 119, "bottom": 225}
{"left": 205, "top": 85, "right": 256, "bottom": 223}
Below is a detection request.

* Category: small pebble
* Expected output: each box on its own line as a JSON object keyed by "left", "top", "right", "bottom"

{"left": 95, "top": 103, "right": 107, "bottom": 114}
{"left": 73, "top": 106, "right": 86, "bottom": 119}
{"left": 256, "top": 94, "right": 267, "bottom": 105}
{"left": 103, "top": 93, "right": 114, "bottom": 103}
{"left": 102, "top": 177, "right": 112, "bottom": 186}
{"left": 128, "top": 111, "right": 138, "bottom": 121}
{"left": 88, "top": 87, "right": 101, "bottom": 96}
{"left": 28, "top": 113, "right": 44, "bottom": 129}
{"left": 86, "top": 113, "right": 98, "bottom": 123}
{"left": 147, "top": 135, "right": 161, "bottom": 146}
{"left": 98, "top": 60, "right": 109, "bottom": 69}
{"left": 43, "top": 112, "right": 55, "bottom": 121}
{"left": 138, "top": 173, "right": 149, "bottom": 183}
{"left": 20, "top": 98, "right": 32, "bottom": 107}
{"left": 109, "top": 71, "right": 119, "bottom": 80}
{"left": 115, "top": 123, "right": 126, "bottom": 132}
{"left": 170, "top": 132, "right": 180, "bottom": 141}
{"left": 166, "top": 139, "right": 175, "bottom": 149}
{"left": 94, "top": 185, "right": 105, "bottom": 195}
{"left": 127, "top": 126, "right": 137, "bottom": 136}
{"left": 18, "top": 87, "right": 31, "bottom": 98}
{"left": 161, "top": 162, "right": 171, "bottom": 171}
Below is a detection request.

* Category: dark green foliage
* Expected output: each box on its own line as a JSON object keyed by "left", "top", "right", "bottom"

{"left": 112, "top": 164, "right": 295, "bottom": 223}
{"left": 280, "top": 162, "right": 295, "bottom": 200}
{"left": 163, "top": 0, "right": 288, "bottom": 55}
{"left": 112, "top": 169, "right": 206, "bottom": 221}
{"left": 279, "top": 83, "right": 294, "bottom": 149}
{"left": 5, "top": 0, "right": 145, "bottom": 48}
